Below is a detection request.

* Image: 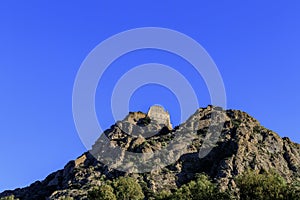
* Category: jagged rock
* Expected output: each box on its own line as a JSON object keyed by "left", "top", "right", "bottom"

{"left": 1, "top": 106, "right": 300, "bottom": 199}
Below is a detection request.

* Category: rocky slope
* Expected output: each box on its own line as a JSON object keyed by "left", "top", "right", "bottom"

{"left": 1, "top": 105, "right": 300, "bottom": 199}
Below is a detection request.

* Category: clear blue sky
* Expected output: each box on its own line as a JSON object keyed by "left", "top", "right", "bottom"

{"left": 0, "top": 0, "right": 299, "bottom": 192}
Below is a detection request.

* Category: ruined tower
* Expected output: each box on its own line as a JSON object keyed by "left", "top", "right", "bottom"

{"left": 147, "top": 105, "right": 172, "bottom": 130}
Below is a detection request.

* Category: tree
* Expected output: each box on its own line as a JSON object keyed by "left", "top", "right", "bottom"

{"left": 88, "top": 184, "right": 116, "bottom": 200}
{"left": 235, "top": 170, "right": 287, "bottom": 200}
{"left": 157, "top": 174, "right": 231, "bottom": 200}
{"left": 177, "top": 174, "right": 230, "bottom": 200}
{"left": 113, "top": 177, "right": 144, "bottom": 200}
{"left": 88, "top": 177, "right": 144, "bottom": 200}
{"left": 285, "top": 181, "right": 300, "bottom": 199}
{"left": 0, "top": 195, "right": 18, "bottom": 200}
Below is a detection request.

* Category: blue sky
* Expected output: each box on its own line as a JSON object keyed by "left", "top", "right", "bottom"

{"left": 0, "top": 0, "right": 299, "bottom": 192}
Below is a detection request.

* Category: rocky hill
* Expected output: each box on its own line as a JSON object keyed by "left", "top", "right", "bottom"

{"left": 1, "top": 105, "right": 300, "bottom": 199}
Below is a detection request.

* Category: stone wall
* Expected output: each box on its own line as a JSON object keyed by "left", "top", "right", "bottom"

{"left": 147, "top": 105, "right": 172, "bottom": 129}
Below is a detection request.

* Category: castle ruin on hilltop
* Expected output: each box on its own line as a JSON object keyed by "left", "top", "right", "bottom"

{"left": 147, "top": 105, "right": 172, "bottom": 129}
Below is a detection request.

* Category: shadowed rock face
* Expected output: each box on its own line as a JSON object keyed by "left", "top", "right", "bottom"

{"left": 1, "top": 106, "right": 300, "bottom": 200}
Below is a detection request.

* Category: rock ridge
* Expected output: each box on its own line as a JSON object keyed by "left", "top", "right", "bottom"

{"left": 1, "top": 105, "right": 300, "bottom": 199}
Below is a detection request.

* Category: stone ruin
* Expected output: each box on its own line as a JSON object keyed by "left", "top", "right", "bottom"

{"left": 147, "top": 105, "right": 172, "bottom": 129}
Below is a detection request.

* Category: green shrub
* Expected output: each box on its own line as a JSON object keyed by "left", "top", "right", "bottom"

{"left": 139, "top": 181, "right": 156, "bottom": 200}
{"left": 157, "top": 174, "right": 231, "bottom": 200}
{"left": 59, "top": 197, "right": 74, "bottom": 200}
{"left": 88, "top": 177, "right": 144, "bottom": 200}
{"left": 236, "top": 170, "right": 287, "bottom": 200}
{"left": 113, "top": 177, "right": 144, "bottom": 200}
{"left": 156, "top": 190, "right": 172, "bottom": 200}
{"left": 88, "top": 184, "right": 116, "bottom": 200}
{"left": 175, "top": 174, "right": 230, "bottom": 200}
{"left": 0, "top": 195, "right": 18, "bottom": 200}
{"left": 285, "top": 181, "right": 300, "bottom": 199}
{"left": 88, "top": 171, "right": 300, "bottom": 200}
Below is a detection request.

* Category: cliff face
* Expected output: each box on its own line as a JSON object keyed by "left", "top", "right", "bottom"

{"left": 1, "top": 106, "right": 300, "bottom": 200}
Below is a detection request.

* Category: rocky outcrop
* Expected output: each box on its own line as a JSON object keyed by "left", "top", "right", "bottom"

{"left": 1, "top": 106, "right": 300, "bottom": 199}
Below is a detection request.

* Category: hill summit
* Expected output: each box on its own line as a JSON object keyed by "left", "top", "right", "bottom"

{"left": 1, "top": 106, "right": 300, "bottom": 199}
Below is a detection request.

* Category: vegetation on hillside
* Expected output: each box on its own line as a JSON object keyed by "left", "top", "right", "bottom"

{"left": 235, "top": 170, "right": 300, "bottom": 200}
{"left": 88, "top": 177, "right": 144, "bottom": 200}
{"left": 87, "top": 170, "right": 300, "bottom": 200}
